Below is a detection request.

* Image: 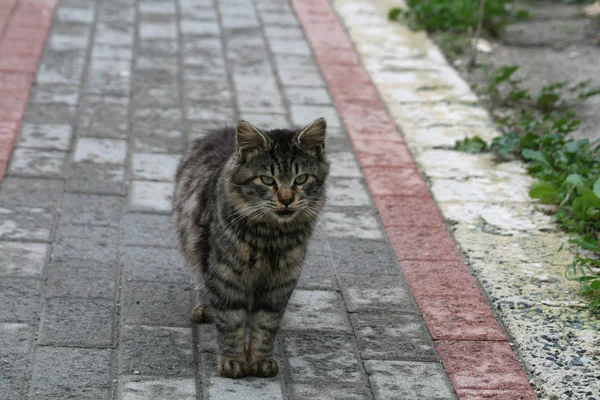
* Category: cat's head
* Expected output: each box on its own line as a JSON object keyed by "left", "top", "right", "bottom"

{"left": 226, "top": 118, "right": 329, "bottom": 224}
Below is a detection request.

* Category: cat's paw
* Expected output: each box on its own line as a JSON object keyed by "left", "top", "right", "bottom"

{"left": 191, "top": 304, "right": 212, "bottom": 323}
{"left": 250, "top": 358, "right": 279, "bottom": 377}
{"left": 219, "top": 357, "right": 250, "bottom": 379}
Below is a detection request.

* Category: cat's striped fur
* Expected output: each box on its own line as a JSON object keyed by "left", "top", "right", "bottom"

{"left": 172, "top": 119, "right": 329, "bottom": 378}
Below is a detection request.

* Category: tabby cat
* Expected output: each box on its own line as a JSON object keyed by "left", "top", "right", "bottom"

{"left": 172, "top": 118, "right": 329, "bottom": 378}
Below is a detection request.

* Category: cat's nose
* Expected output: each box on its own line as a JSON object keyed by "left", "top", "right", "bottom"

{"left": 278, "top": 190, "right": 295, "bottom": 207}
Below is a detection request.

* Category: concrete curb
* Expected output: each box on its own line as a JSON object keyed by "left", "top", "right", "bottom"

{"left": 0, "top": 0, "right": 57, "bottom": 180}
{"left": 291, "top": 0, "right": 538, "bottom": 398}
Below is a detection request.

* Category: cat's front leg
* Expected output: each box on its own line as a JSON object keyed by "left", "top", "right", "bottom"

{"left": 213, "top": 308, "right": 250, "bottom": 378}
{"left": 247, "top": 308, "right": 283, "bottom": 377}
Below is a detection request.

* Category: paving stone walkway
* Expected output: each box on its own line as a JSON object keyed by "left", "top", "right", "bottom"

{"left": 0, "top": 0, "right": 457, "bottom": 399}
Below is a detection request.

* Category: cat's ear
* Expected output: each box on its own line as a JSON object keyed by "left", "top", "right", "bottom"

{"left": 236, "top": 120, "right": 267, "bottom": 158}
{"left": 296, "top": 117, "right": 326, "bottom": 156}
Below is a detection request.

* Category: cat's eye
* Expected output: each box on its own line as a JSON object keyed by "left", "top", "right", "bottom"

{"left": 260, "top": 175, "right": 275, "bottom": 185}
{"left": 294, "top": 174, "right": 308, "bottom": 185}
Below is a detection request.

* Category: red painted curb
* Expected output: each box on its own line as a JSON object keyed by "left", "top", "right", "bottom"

{"left": 290, "top": 0, "right": 538, "bottom": 398}
{"left": 0, "top": 0, "right": 58, "bottom": 182}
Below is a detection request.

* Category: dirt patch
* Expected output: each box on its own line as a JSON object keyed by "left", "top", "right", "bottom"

{"left": 438, "top": 0, "right": 600, "bottom": 141}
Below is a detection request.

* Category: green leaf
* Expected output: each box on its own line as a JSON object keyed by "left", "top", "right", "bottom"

{"left": 579, "top": 188, "right": 600, "bottom": 208}
{"left": 529, "top": 181, "right": 558, "bottom": 204}
{"left": 594, "top": 177, "right": 600, "bottom": 198}
{"left": 490, "top": 66, "right": 519, "bottom": 89}
{"left": 454, "top": 137, "right": 488, "bottom": 154}
{"left": 590, "top": 280, "right": 600, "bottom": 291}
{"left": 569, "top": 238, "right": 600, "bottom": 253}
{"left": 388, "top": 7, "right": 403, "bottom": 20}
{"left": 565, "top": 173, "right": 586, "bottom": 189}
{"left": 522, "top": 149, "right": 548, "bottom": 164}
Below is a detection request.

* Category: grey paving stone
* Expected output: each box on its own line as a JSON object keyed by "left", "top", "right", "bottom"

{"left": 124, "top": 213, "right": 178, "bottom": 247}
{"left": 131, "top": 153, "right": 180, "bottom": 181}
{"left": 269, "top": 38, "right": 311, "bottom": 55}
{"left": 290, "top": 104, "right": 342, "bottom": 128}
{"left": 77, "top": 95, "right": 129, "bottom": 139}
{"left": 65, "top": 161, "right": 126, "bottom": 195}
{"left": 338, "top": 274, "right": 417, "bottom": 314}
{"left": 119, "top": 325, "right": 194, "bottom": 377}
{"left": 22, "top": 103, "right": 77, "bottom": 125}
{"left": 29, "top": 84, "right": 80, "bottom": 106}
{"left": 85, "top": 58, "right": 131, "bottom": 96}
{"left": 351, "top": 313, "right": 437, "bottom": 361}
{"left": 208, "top": 377, "right": 283, "bottom": 400}
{"left": 36, "top": 49, "right": 86, "bottom": 85}
{"left": 365, "top": 360, "right": 455, "bottom": 400}
{"left": 132, "top": 107, "right": 183, "bottom": 128}
{"left": 135, "top": 56, "right": 179, "bottom": 73}
{"left": 121, "top": 280, "right": 193, "bottom": 326}
{"left": 328, "top": 152, "right": 363, "bottom": 178}
{"left": 139, "top": 21, "right": 178, "bottom": 40}
{"left": 187, "top": 102, "right": 236, "bottom": 122}
{"left": 132, "top": 128, "right": 185, "bottom": 153}
{"left": 129, "top": 181, "right": 174, "bottom": 212}
{"left": 133, "top": 84, "right": 179, "bottom": 107}
{"left": 221, "top": 13, "right": 260, "bottom": 30}
{"left": 92, "top": 43, "right": 134, "bottom": 60}
{"left": 264, "top": 25, "right": 304, "bottom": 38}
{"left": 0, "top": 206, "right": 54, "bottom": 241}
{"left": 0, "top": 177, "right": 62, "bottom": 210}
{"left": 284, "top": 331, "right": 362, "bottom": 383}
{"left": 259, "top": 11, "right": 300, "bottom": 26}
{"left": 183, "top": 57, "right": 227, "bottom": 77}
{"left": 327, "top": 178, "right": 371, "bottom": 207}
{"left": 181, "top": 19, "right": 220, "bottom": 36}
{"left": 95, "top": 22, "right": 135, "bottom": 46}
{"left": 292, "top": 384, "right": 374, "bottom": 400}
{"left": 182, "top": 37, "right": 222, "bottom": 57}
{"left": 139, "top": 1, "right": 177, "bottom": 15}
{"left": 232, "top": 74, "right": 279, "bottom": 93}
{"left": 133, "top": 69, "right": 178, "bottom": 91}
{"left": 121, "top": 246, "right": 188, "bottom": 283}
{"left": 8, "top": 148, "right": 66, "bottom": 177}
{"left": 117, "top": 376, "right": 196, "bottom": 400}
{"left": 39, "top": 297, "right": 116, "bottom": 347}
{"left": 0, "top": 323, "right": 32, "bottom": 399}
{"left": 0, "top": 241, "right": 48, "bottom": 277}
{"left": 56, "top": 7, "right": 95, "bottom": 24}
{"left": 284, "top": 290, "right": 351, "bottom": 332}
{"left": 274, "top": 54, "right": 316, "bottom": 70}
{"left": 49, "top": 33, "right": 91, "bottom": 51}
{"left": 139, "top": 39, "right": 179, "bottom": 57}
{"left": 284, "top": 86, "right": 332, "bottom": 106}
{"left": 52, "top": 225, "right": 120, "bottom": 262}
{"left": 184, "top": 78, "right": 231, "bottom": 103}
{"left": 45, "top": 259, "right": 119, "bottom": 299}
{"left": 59, "top": 193, "right": 124, "bottom": 227}
{"left": 30, "top": 347, "right": 112, "bottom": 400}
{"left": 17, "top": 124, "right": 72, "bottom": 151}
{"left": 297, "top": 248, "right": 337, "bottom": 290}
{"left": 0, "top": 278, "right": 41, "bottom": 323}
{"left": 277, "top": 66, "right": 324, "bottom": 87}
{"left": 240, "top": 113, "right": 289, "bottom": 130}
{"left": 237, "top": 90, "right": 286, "bottom": 114}
{"left": 328, "top": 238, "right": 400, "bottom": 275}
{"left": 73, "top": 137, "right": 128, "bottom": 164}
{"left": 321, "top": 208, "right": 383, "bottom": 240}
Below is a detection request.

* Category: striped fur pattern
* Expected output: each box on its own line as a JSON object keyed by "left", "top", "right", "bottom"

{"left": 173, "top": 118, "right": 329, "bottom": 378}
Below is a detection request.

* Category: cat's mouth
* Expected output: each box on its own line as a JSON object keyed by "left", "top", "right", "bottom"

{"left": 275, "top": 209, "right": 295, "bottom": 217}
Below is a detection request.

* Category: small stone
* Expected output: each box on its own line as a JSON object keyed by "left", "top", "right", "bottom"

{"left": 571, "top": 358, "right": 583, "bottom": 367}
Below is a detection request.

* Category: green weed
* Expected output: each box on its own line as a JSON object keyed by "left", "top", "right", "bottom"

{"left": 388, "top": 0, "right": 526, "bottom": 37}
{"left": 456, "top": 65, "right": 600, "bottom": 310}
